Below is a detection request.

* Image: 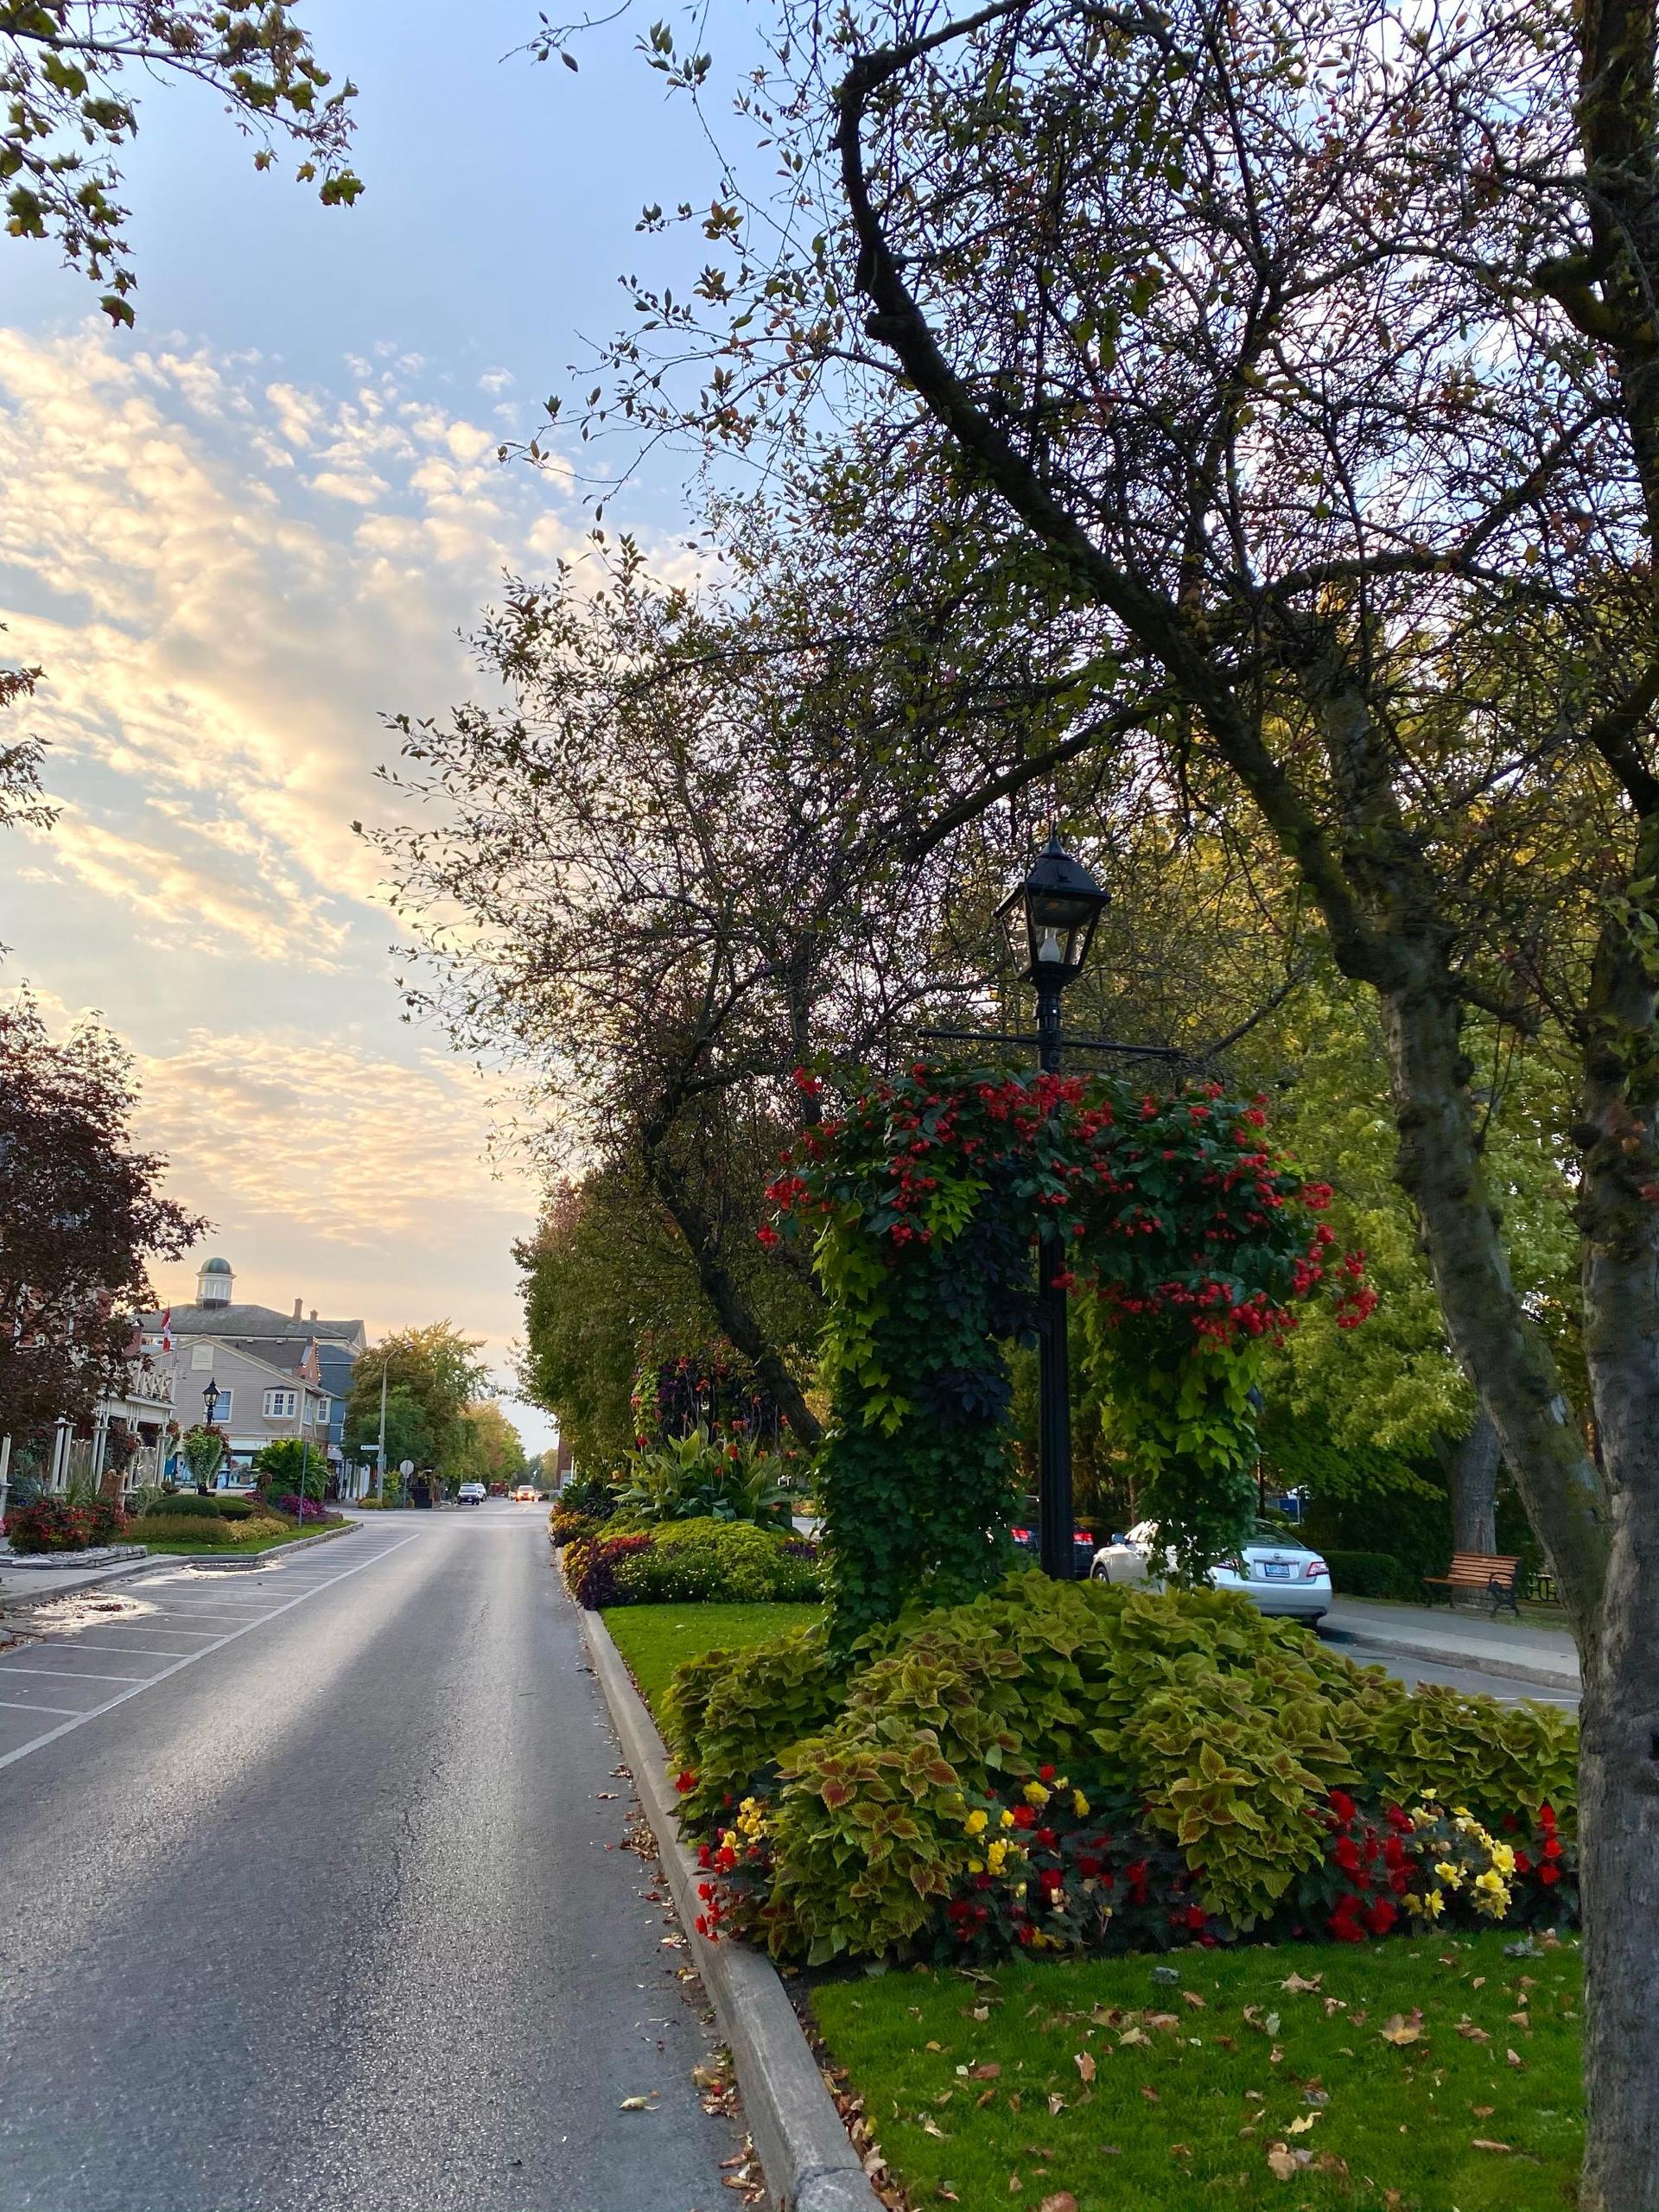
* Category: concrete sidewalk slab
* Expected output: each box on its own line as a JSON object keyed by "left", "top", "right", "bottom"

{"left": 0, "top": 1552, "right": 181, "bottom": 1616}
{"left": 1324, "top": 1595, "right": 1580, "bottom": 1693}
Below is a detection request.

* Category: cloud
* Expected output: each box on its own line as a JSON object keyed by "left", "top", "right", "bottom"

{"left": 478, "top": 368, "right": 514, "bottom": 396}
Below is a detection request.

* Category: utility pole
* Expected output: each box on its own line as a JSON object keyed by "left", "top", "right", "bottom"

{"left": 376, "top": 1362, "right": 387, "bottom": 1505}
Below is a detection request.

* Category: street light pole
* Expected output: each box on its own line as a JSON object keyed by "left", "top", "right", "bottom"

{"left": 1033, "top": 975, "right": 1075, "bottom": 1580}
{"left": 376, "top": 1362, "right": 387, "bottom": 1506}
{"left": 995, "top": 831, "right": 1112, "bottom": 1581}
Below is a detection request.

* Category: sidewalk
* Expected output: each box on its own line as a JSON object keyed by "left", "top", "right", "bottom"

{"left": 1323, "top": 1594, "right": 1580, "bottom": 1693}
{"left": 0, "top": 1551, "right": 175, "bottom": 1617}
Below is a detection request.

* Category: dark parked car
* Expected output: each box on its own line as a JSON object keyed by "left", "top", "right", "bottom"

{"left": 1010, "top": 1522, "right": 1097, "bottom": 1580}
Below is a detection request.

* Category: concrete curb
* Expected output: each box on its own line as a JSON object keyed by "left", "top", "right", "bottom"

{"left": 0, "top": 1552, "right": 165, "bottom": 1613}
{"left": 575, "top": 1599, "right": 881, "bottom": 2212}
{"left": 1323, "top": 1624, "right": 1580, "bottom": 1694}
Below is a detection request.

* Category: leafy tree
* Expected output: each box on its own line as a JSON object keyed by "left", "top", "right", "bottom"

{"left": 177, "top": 1421, "right": 225, "bottom": 1491}
{"left": 0, "top": 988, "right": 204, "bottom": 1441}
{"left": 457, "top": 1399, "right": 526, "bottom": 1489}
{"left": 343, "top": 1322, "right": 487, "bottom": 1476}
{"left": 562, "top": 3, "right": 1659, "bottom": 2187}
{"left": 0, "top": 663, "right": 52, "bottom": 840}
{"left": 1, "top": 2, "right": 361, "bottom": 324}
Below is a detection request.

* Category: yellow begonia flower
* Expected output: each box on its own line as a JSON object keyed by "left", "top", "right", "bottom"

{"left": 967, "top": 1857, "right": 984, "bottom": 1876}
{"left": 987, "top": 1840, "right": 1009, "bottom": 1874}
{"left": 1023, "top": 1782, "right": 1051, "bottom": 1809}
{"left": 1490, "top": 1844, "right": 1516, "bottom": 1877}
{"left": 1072, "top": 1790, "right": 1090, "bottom": 1819}
{"left": 1014, "top": 1883, "right": 1027, "bottom": 1899}
{"left": 1433, "top": 1860, "right": 1461, "bottom": 1887}
{"left": 1424, "top": 1888, "right": 1446, "bottom": 1916}
{"left": 1001, "top": 1809, "right": 1016, "bottom": 1829}
{"left": 963, "top": 1808, "right": 988, "bottom": 1838}
{"left": 1412, "top": 1808, "right": 1438, "bottom": 1830}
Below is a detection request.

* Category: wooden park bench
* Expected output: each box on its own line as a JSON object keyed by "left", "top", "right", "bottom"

{"left": 1422, "top": 1551, "right": 1522, "bottom": 1618}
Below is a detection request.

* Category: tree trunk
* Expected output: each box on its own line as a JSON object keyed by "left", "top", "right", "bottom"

{"left": 647, "top": 1148, "right": 822, "bottom": 1449}
{"left": 1448, "top": 1411, "right": 1500, "bottom": 1555}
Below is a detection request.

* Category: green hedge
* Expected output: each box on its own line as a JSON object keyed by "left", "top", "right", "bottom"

{"left": 612, "top": 1517, "right": 823, "bottom": 1605}
{"left": 1323, "top": 1548, "right": 1414, "bottom": 1599}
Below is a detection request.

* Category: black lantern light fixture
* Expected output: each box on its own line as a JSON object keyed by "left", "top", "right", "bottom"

{"left": 202, "top": 1377, "right": 219, "bottom": 1426}
{"left": 919, "top": 829, "right": 1179, "bottom": 1584}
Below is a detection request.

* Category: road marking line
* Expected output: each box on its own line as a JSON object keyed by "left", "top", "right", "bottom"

{"left": 0, "top": 1534, "right": 422, "bottom": 1771}
{"left": 20, "top": 1642, "right": 205, "bottom": 1656}
{"left": 0, "top": 1697, "right": 86, "bottom": 1715}
{"left": 0, "top": 1666, "right": 148, "bottom": 1683}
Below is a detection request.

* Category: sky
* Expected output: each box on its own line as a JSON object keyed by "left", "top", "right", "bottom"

{"left": 0, "top": 0, "right": 752, "bottom": 1452}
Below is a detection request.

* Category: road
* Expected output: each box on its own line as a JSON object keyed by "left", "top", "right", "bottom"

{"left": 1332, "top": 1634, "right": 1580, "bottom": 1710}
{"left": 0, "top": 1511, "right": 746, "bottom": 2212}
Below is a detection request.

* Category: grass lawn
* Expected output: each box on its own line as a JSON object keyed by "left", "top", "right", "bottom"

{"left": 811, "top": 1929, "right": 1582, "bottom": 2211}
{"left": 602, "top": 1600, "right": 823, "bottom": 1712}
{"left": 137, "top": 1520, "right": 352, "bottom": 1557}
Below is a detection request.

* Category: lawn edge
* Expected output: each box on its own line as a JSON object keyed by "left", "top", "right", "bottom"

{"left": 171, "top": 1518, "right": 360, "bottom": 1570}
{"left": 572, "top": 1587, "right": 882, "bottom": 2212}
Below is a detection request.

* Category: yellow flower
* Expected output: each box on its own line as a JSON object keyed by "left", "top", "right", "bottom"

{"left": 1433, "top": 1860, "right": 1462, "bottom": 1888}
{"left": 1402, "top": 1892, "right": 1422, "bottom": 1915}
{"left": 1000, "top": 1808, "right": 1016, "bottom": 1830}
{"left": 1411, "top": 1807, "right": 1439, "bottom": 1830}
{"left": 1023, "top": 1781, "right": 1051, "bottom": 1809}
{"left": 1014, "top": 1882, "right": 1027, "bottom": 1900}
{"left": 1423, "top": 1887, "right": 1446, "bottom": 1916}
{"left": 967, "top": 1857, "right": 984, "bottom": 1876}
{"left": 1453, "top": 1806, "right": 1471, "bottom": 1821}
{"left": 963, "top": 1808, "right": 988, "bottom": 1839}
{"left": 1072, "top": 1789, "right": 1090, "bottom": 1819}
{"left": 986, "top": 1839, "right": 1009, "bottom": 1875}
{"left": 1472, "top": 1869, "right": 1512, "bottom": 1915}
{"left": 1490, "top": 1843, "right": 1516, "bottom": 1877}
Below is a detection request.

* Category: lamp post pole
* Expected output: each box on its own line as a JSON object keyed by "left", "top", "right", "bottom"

{"left": 1033, "top": 975, "right": 1075, "bottom": 1580}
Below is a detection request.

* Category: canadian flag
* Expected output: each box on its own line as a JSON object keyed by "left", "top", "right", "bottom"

{"left": 159, "top": 1307, "right": 173, "bottom": 1353}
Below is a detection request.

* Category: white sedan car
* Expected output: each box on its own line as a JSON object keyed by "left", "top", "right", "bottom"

{"left": 1092, "top": 1519, "right": 1332, "bottom": 1624}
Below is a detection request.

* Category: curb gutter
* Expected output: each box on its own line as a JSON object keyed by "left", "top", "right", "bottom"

{"left": 1323, "top": 1625, "right": 1579, "bottom": 1695}
{"left": 575, "top": 1599, "right": 881, "bottom": 2212}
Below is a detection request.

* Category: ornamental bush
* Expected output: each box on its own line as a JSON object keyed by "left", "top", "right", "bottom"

{"left": 564, "top": 1517, "right": 825, "bottom": 1609}
{"left": 5, "top": 1496, "right": 95, "bottom": 1552}
{"left": 768, "top": 1064, "right": 1371, "bottom": 1642}
{"left": 158, "top": 1492, "right": 223, "bottom": 1519}
{"left": 669, "top": 1578, "right": 1577, "bottom": 1964}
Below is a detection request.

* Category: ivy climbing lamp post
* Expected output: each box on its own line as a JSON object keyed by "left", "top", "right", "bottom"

{"left": 995, "top": 834, "right": 1112, "bottom": 1580}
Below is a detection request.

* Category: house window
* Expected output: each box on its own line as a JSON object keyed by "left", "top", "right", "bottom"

{"left": 191, "top": 1343, "right": 214, "bottom": 1370}
{"left": 263, "top": 1389, "right": 298, "bottom": 1420}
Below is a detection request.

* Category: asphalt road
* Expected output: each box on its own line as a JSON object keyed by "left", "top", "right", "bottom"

{"left": 0, "top": 1511, "right": 746, "bottom": 2212}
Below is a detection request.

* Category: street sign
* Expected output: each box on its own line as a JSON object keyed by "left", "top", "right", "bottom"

{"left": 399, "top": 1459, "right": 415, "bottom": 1477}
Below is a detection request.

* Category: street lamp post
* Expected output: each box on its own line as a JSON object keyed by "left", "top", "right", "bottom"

{"left": 200, "top": 1378, "right": 219, "bottom": 1494}
{"left": 995, "top": 834, "right": 1113, "bottom": 1580}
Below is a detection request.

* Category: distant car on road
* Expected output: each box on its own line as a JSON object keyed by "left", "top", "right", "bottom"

{"left": 456, "top": 1482, "right": 487, "bottom": 1506}
{"left": 512, "top": 1484, "right": 543, "bottom": 1503}
{"left": 1091, "top": 1518, "right": 1332, "bottom": 1623}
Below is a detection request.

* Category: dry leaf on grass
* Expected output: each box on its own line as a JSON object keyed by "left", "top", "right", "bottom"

{"left": 1074, "top": 2050, "right": 1096, "bottom": 2083}
{"left": 972, "top": 2063, "right": 1002, "bottom": 2080}
{"left": 1378, "top": 2012, "right": 1424, "bottom": 2046}
{"left": 1038, "top": 2196, "right": 1078, "bottom": 2212}
{"left": 618, "top": 2095, "right": 657, "bottom": 2111}
{"left": 1472, "top": 2139, "right": 1514, "bottom": 2153}
{"left": 1287, "top": 2113, "right": 1319, "bottom": 2135}
{"left": 1507, "top": 2049, "right": 1527, "bottom": 2069}
{"left": 1183, "top": 1991, "right": 1207, "bottom": 2009}
{"left": 1140, "top": 2084, "right": 1160, "bottom": 2103}
{"left": 1266, "top": 2144, "right": 1312, "bottom": 2179}
{"left": 1281, "top": 1972, "right": 1323, "bottom": 1994}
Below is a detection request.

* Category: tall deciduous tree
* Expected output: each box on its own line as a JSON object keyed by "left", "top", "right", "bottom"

{"left": 344, "top": 1322, "right": 488, "bottom": 1475}
{"left": 1, "top": 1, "right": 361, "bottom": 323}
{"left": 559, "top": 3, "right": 1659, "bottom": 2193}
{"left": 0, "top": 988, "right": 204, "bottom": 1440}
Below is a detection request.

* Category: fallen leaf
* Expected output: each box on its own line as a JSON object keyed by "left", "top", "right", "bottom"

{"left": 1322, "top": 1996, "right": 1347, "bottom": 2016}
{"left": 1245, "top": 2091, "right": 1265, "bottom": 2102}
{"left": 1378, "top": 2012, "right": 1423, "bottom": 2046}
{"left": 1266, "top": 2144, "right": 1311, "bottom": 2179}
{"left": 1183, "top": 1991, "right": 1207, "bottom": 2009}
{"left": 976, "top": 2088, "right": 996, "bottom": 2110}
{"left": 1046, "top": 2094, "right": 1066, "bottom": 2117}
{"left": 1269, "top": 2045, "right": 1285, "bottom": 2065}
{"left": 973, "top": 2005, "right": 991, "bottom": 2023}
{"left": 1510, "top": 2011, "right": 1531, "bottom": 2029}
{"left": 935, "top": 2188, "right": 960, "bottom": 2204}
{"left": 692, "top": 2064, "right": 726, "bottom": 2091}
{"left": 972, "top": 2063, "right": 1002, "bottom": 2080}
{"left": 1472, "top": 1976, "right": 1487, "bottom": 1988}
{"left": 1472, "top": 2106, "right": 1496, "bottom": 2119}
{"left": 1507, "top": 2049, "right": 1526, "bottom": 2069}
{"left": 1281, "top": 1973, "right": 1323, "bottom": 1995}
{"left": 1038, "top": 2196, "right": 1078, "bottom": 2212}
{"left": 1287, "top": 2113, "right": 1319, "bottom": 2135}
{"left": 1007, "top": 2176, "right": 1021, "bottom": 2196}
{"left": 1169, "top": 2143, "right": 1192, "bottom": 2158}
{"left": 1456, "top": 2017, "right": 1491, "bottom": 2043}
{"left": 1118, "top": 2027, "right": 1150, "bottom": 2048}
{"left": 1472, "top": 2139, "right": 1514, "bottom": 2153}
{"left": 922, "top": 2118, "right": 947, "bottom": 2140}
{"left": 1264, "top": 2012, "right": 1281, "bottom": 2037}
{"left": 1146, "top": 2012, "right": 1180, "bottom": 2031}
{"left": 619, "top": 2095, "right": 656, "bottom": 2111}
{"left": 1074, "top": 2050, "right": 1096, "bottom": 2084}
{"left": 926, "top": 2041, "right": 943, "bottom": 2053}
{"left": 1313, "top": 2152, "right": 1351, "bottom": 2178}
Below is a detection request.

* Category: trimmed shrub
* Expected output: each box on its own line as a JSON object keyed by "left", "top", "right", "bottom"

{"left": 6, "top": 1497, "right": 94, "bottom": 1553}
{"left": 160, "top": 1493, "right": 224, "bottom": 1520}
{"left": 670, "top": 1576, "right": 1578, "bottom": 1963}
{"left": 565, "top": 1518, "right": 826, "bottom": 1609}
{"left": 549, "top": 1508, "right": 600, "bottom": 1548}
{"left": 1323, "top": 1548, "right": 1412, "bottom": 1599}
{"left": 214, "top": 1496, "right": 256, "bottom": 1522}
{"left": 271, "top": 1495, "right": 328, "bottom": 1523}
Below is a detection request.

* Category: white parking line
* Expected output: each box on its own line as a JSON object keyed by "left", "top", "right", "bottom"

{"left": 0, "top": 1666, "right": 148, "bottom": 1683}
{"left": 0, "top": 1697, "right": 85, "bottom": 1715}
{"left": 0, "top": 1534, "right": 421, "bottom": 1772}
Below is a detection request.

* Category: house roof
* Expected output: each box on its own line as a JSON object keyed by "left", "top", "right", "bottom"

{"left": 143, "top": 1302, "right": 365, "bottom": 1348}
{"left": 200, "top": 1256, "right": 233, "bottom": 1275}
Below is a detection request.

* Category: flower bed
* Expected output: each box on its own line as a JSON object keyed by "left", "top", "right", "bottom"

{"left": 660, "top": 1578, "right": 1576, "bottom": 1964}
{"left": 4, "top": 1494, "right": 130, "bottom": 1553}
